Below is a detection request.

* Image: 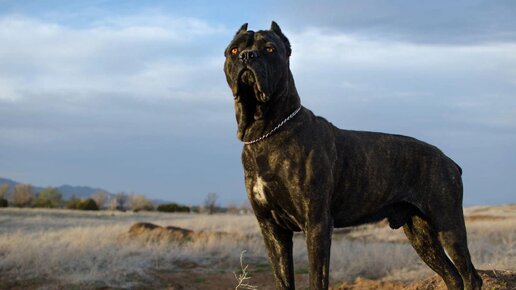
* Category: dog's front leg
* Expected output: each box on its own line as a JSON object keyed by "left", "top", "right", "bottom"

{"left": 258, "top": 219, "right": 295, "bottom": 290}
{"left": 306, "top": 211, "right": 333, "bottom": 290}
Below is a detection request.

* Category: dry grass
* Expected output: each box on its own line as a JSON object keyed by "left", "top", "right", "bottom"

{"left": 0, "top": 208, "right": 265, "bottom": 288}
{"left": 0, "top": 205, "right": 514, "bottom": 289}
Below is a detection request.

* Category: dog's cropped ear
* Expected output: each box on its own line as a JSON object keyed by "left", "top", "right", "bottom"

{"left": 270, "top": 21, "right": 291, "bottom": 57}
{"left": 225, "top": 23, "right": 248, "bottom": 56}
{"left": 236, "top": 23, "right": 248, "bottom": 35}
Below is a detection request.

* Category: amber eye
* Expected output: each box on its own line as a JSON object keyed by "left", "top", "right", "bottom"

{"left": 230, "top": 47, "right": 239, "bottom": 55}
{"left": 266, "top": 47, "right": 275, "bottom": 53}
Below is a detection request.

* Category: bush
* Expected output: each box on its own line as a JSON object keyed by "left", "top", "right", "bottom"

{"left": 0, "top": 198, "right": 8, "bottom": 208}
{"left": 11, "top": 184, "right": 35, "bottom": 207}
{"left": 66, "top": 196, "right": 81, "bottom": 209}
{"left": 129, "top": 194, "right": 154, "bottom": 212}
{"left": 34, "top": 187, "right": 63, "bottom": 208}
{"left": 67, "top": 198, "right": 99, "bottom": 210}
{"left": 77, "top": 198, "right": 99, "bottom": 211}
{"left": 157, "top": 203, "right": 190, "bottom": 213}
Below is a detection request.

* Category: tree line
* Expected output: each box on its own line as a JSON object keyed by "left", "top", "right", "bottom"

{"left": 1, "top": 183, "right": 169, "bottom": 212}
{"left": 0, "top": 183, "right": 252, "bottom": 214}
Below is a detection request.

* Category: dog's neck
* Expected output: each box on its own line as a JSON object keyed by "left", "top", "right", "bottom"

{"left": 241, "top": 71, "right": 301, "bottom": 144}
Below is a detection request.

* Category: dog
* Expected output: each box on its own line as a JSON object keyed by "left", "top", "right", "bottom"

{"left": 223, "top": 22, "right": 482, "bottom": 290}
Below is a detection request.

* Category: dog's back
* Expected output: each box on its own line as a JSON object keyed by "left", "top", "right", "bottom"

{"left": 329, "top": 126, "right": 463, "bottom": 225}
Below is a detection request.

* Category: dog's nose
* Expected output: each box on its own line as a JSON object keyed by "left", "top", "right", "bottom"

{"left": 239, "top": 50, "right": 258, "bottom": 64}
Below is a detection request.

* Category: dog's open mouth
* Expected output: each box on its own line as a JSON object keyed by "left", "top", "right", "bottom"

{"left": 237, "top": 69, "right": 267, "bottom": 102}
{"left": 235, "top": 69, "right": 268, "bottom": 140}
{"left": 237, "top": 69, "right": 268, "bottom": 119}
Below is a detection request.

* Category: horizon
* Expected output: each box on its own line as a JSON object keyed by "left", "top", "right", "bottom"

{"left": 0, "top": 176, "right": 516, "bottom": 208}
{"left": 0, "top": 1, "right": 515, "bottom": 206}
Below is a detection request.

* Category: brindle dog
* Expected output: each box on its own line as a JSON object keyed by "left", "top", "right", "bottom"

{"left": 223, "top": 22, "right": 482, "bottom": 290}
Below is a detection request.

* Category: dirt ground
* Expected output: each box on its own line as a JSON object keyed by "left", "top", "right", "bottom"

{"left": 333, "top": 270, "right": 515, "bottom": 290}
{"left": 0, "top": 269, "right": 514, "bottom": 289}
{"left": 160, "top": 269, "right": 515, "bottom": 290}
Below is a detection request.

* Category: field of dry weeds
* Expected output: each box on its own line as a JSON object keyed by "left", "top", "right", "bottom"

{"left": 0, "top": 205, "right": 514, "bottom": 289}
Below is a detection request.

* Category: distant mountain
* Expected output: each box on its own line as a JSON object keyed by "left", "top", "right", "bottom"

{"left": 54, "top": 184, "right": 111, "bottom": 199}
{"left": 0, "top": 177, "right": 44, "bottom": 193}
{"left": 0, "top": 177, "right": 112, "bottom": 199}
{"left": 0, "top": 177, "right": 17, "bottom": 188}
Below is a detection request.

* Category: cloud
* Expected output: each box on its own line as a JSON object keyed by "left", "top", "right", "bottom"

{"left": 286, "top": 28, "right": 516, "bottom": 133}
{"left": 0, "top": 13, "right": 235, "bottom": 153}
{"left": 273, "top": 0, "right": 516, "bottom": 45}
{"left": 0, "top": 14, "right": 227, "bottom": 104}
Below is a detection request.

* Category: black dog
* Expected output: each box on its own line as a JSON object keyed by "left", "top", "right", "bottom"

{"left": 224, "top": 22, "right": 482, "bottom": 290}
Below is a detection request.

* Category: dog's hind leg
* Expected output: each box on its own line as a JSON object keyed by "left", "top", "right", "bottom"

{"left": 429, "top": 173, "right": 482, "bottom": 290}
{"left": 437, "top": 213, "right": 482, "bottom": 290}
{"left": 403, "top": 213, "right": 464, "bottom": 290}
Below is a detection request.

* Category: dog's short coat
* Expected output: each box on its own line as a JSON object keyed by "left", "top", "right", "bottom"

{"left": 223, "top": 22, "right": 482, "bottom": 290}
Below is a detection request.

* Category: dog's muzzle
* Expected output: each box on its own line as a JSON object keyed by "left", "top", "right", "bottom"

{"left": 239, "top": 50, "right": 258, "bottom": 64}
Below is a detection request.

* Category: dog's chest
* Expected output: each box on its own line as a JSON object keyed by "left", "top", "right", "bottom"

{"left": 248, "top": 173, "right": 303, "bottom": 230}
{"left": 248, "top": 172, "right": 289, "bottom": 208}
{"left": 244, "top": 152, "right": 293, "bottom": 205}
{"left": 243, "top": 149, "right": 303, "bottom": 213}
{"left": 251, "top": 176, "right": 268, "bottom": 205}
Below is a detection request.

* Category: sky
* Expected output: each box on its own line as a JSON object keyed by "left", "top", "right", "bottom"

{"left": 0, "top": 0, "right": 514, "bottom": 206}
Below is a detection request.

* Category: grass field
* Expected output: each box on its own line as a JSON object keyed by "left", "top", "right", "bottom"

{"left": 0, "top": 205, "right": 514, "bottom": 289}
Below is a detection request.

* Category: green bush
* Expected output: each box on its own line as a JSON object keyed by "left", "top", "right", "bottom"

{"left": 0, "top": 198, "right": 8, "bottom": 208}
{"left": 67, "top": 197, "right": 99, "bottom": 210}
{"left": 66, "top": 196, "right": 81, "bottom": 209}
{"left": 77, "top": 198, "right": 99, "bottom": 210}
{"left": 157, "top": 203, "right": 190, "bottom": 213}
{"left": 34, "top": 187, "right": 63, "bottom": 208}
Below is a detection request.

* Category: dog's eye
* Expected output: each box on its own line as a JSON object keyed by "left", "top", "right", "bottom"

{"left": 266, "top": 47, "right": 275, "bottom": 53}
{"left": 230, "top": 47, "right": 239, "bottom": 55}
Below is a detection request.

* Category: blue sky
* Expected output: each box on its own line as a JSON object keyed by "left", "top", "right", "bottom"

{"left": 0, "top": 1, "right": 515, "bottom": 206}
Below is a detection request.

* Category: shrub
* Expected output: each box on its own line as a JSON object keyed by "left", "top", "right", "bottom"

{"left": 91, "top": 191, "right": 108, "bottom": 209}
{"left": 204, "top": 192, "right": 218, "bottom": 214}
{"left": 11, "top": 184, "right": 35, "bottom": 207}
{"left": 0, "top": 198, "right": 8, "bottom": 208}
{"left": 34, "top": 187, "right": 63, "bottom": 208}
{"left": 0, "top": 183, "right": 9, "bottom": 200}
{"left": 129, "top": 194, "right": 154, "bottom": 212}
{"left": 112, "top": 192, "right": 128, "bottom": 211}
{"left": 67, "top": 198, "right": 99, "bottom": 210}
{"left": 157, "top": 203, "right": 190, "bottom": 213}
{"left": 77, "top": 198, "right": 99, "bottom": 211}
{"left": 66, "top": 196, "right": 81, "bottom": 209}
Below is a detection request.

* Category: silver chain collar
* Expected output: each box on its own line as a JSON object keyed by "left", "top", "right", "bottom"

{"left": 243, "top": 106, "right": 302, "bottom": 145}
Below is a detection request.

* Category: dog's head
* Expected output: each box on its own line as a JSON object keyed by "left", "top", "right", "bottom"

{"left": 224, "top": 22, "right": 294, "bottom": 141}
